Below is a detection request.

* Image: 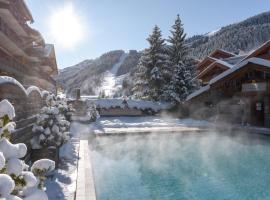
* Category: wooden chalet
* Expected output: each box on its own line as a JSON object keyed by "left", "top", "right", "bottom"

{"left": 187, "top": 40, "right": 270, "bottom": 127}
{"left": 0, "top": 0, "right": 58, "bottom": 92}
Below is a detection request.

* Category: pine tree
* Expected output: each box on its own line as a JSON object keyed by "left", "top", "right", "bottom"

{"left": 163, "top": 15, "right": 195, "bottom": 102}
{"left": 133, "top": 25, "right": 168, "bottom": 101}
{"left": 167, "top": 14, "right": 187, "bottom": 70}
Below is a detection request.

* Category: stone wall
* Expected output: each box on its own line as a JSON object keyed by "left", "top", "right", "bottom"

{"left": 0, "top": 76, "right": 50, "bottom": 162}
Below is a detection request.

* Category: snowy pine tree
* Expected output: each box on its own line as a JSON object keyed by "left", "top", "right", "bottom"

{"left": 133, "top": 25, "right": 168, "bottom": 101}
{"left": 163, "top": 15, "right": 196, "bottom": 102}
{"left": 167, "top": 14, "right": 187, "bottom": 67}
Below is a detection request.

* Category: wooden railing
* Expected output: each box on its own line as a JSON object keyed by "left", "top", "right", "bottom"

{"left": 242, "top": 82, "right": 269, "bottom": 92}
{"left": 0, "top": 54, "right": 56, "bottom": 86}
{"left": 0, "top": 16, "right": 25, "bottom": 49}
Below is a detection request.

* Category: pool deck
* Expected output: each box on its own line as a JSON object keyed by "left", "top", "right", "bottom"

{"left": 93, "top": 125, "right": 270, "bottom": 136}
{"left": 233, "top": 125, "right": 270, "bottom": 135}
{"left": 75, "top": 140, "right": 96, "bottom": 200}
{"left": 93, "top": 126, "right": 210, "bottom": 135}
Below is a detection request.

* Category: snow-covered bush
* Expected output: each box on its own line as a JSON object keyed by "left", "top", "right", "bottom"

{"left": 56, "top": 97, "right": 75, "bottom": 122}
{"left": 87, "top": 101, "right": 100, "bottom": 122}
{"left": 31, "top": 94, "right": 71, "bottom": 149}
{"left": 0, "top": 99, "right": 55, "bottom": 199}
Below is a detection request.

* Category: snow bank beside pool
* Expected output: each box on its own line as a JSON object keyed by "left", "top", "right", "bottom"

{"left": 91, "top": 116, "right": 211, "bottom": 134}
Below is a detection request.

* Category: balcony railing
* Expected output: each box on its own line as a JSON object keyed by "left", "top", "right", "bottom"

{"left": 242, "top": 82, "right": 269, "bottom": 92}
{"left": 8, "top": 0, "right": 32, "bottom": 34}
{"left": 0, "top": 55, "right": 56, "bottom": 86}
{"left": 0, "top": 15, "right": 25, "bottom": 50}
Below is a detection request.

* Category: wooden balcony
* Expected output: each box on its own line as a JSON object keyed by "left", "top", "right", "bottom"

{"left": 0, "top": 53, "right": 56, "bottom": 88}
{"left": 0, "top": 15, "right": 25, "bottom": 49}
{"left": 242, "top": 82, "right": 270, "bottom": 93}
{"left": 0, "top": 0, "right": 33, "bottom": 36}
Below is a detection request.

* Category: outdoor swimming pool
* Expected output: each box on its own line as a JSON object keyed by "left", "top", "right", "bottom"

{"left": 90, "top": 132, "right": 270, "bottom": 200}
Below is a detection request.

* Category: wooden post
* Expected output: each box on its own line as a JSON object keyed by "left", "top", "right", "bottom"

{"left": 76, "top": 88, "right": 81, "bottom": 100}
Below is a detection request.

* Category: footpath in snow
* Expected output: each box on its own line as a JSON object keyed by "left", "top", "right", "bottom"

{"left": 45, "top": 122, "right": 86, "bottom": 200}
{"left": 99, "top": 53, "right": 128, "bottom": 97}
{"left": 91, "top": 116, "right": 211, "bottom": 134}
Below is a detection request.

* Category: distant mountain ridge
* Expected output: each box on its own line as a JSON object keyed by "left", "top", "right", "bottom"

{"left": 186, "top": 11, "right": 270, "bottom": 59}
{"left": 56, "top": 10, "right": 270, "bottom": 96}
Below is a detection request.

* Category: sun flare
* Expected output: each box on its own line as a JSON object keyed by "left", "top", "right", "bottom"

{"left": 49, "top": 3, "right": 85, "bottom": 49}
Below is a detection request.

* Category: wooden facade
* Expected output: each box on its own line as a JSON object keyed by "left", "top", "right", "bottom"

{"left": 0, "top": 0, "right": 58, "bottom": 92}
{"left": 188, "top": 40, "right": 270, "bottom": 127}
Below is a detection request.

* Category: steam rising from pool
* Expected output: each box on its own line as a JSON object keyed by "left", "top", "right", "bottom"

{"left": 90, "top": 132, "right": 270, "bottom": 200}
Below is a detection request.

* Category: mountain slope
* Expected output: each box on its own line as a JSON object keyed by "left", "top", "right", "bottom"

{"left": 99, "top": 53, "right": 128, "bottom": 97}
{"left": 56, "top": 11, "right": 270, "bottom": 97}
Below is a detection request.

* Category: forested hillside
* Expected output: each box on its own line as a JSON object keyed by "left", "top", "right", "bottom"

{"left": 56, "top": 11, "right": 270, "bottom": 97}
{"left": 187, "top": 11, "right": 270, "bottom": 59}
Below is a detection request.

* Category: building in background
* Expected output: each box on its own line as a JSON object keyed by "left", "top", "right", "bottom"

{"left": 187, "top": 40, "right": 270, "bottom": 127}
{"left": 0, "top": 0, "right": 57, "bottom": 92}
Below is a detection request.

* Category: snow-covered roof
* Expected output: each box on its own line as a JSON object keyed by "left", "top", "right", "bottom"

{"left": 195, "top": 59, "right": 234, "bottom": 80}
{"left": 221, "top": 55, "right": 247, "bottom": 65}
{"left": 187, "top": 57, "right": 270, "bottom": 101}
{"left": 186, "top": 85, "right": 210, "bottom": 101}
{"left": 239, "top": 40, "right": 270, "bottom": 62}
{"left": 210, "top": 57, "right": 270, "bottom": 85}
{"left": 215, "top": 60, "right": 234, "bottom": 68}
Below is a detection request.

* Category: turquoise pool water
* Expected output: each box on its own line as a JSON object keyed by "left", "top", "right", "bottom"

{"left": 91, "top": 132, "right": 270, "bottom": 200}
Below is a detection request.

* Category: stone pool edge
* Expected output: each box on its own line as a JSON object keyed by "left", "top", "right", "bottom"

{"left": 75, "top": 140, "right": 97, "bottom": 200}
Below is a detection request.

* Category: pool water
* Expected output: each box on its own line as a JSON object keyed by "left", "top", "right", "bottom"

{"left": 90, "top": 132, "right": 270, "bottom": 200}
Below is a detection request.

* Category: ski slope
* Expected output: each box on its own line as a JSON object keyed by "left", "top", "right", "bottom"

{"left": 99, "top": 53, "right": 128, "bottom": 97}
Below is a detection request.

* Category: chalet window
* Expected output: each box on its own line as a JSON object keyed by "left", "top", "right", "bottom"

{"left": 256, "top": 102, "right": 262, "bottom": 111}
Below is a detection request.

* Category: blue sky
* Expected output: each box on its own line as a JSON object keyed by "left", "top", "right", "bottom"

{"left": 27, "top": 0, "right": 270, "bottom": 69}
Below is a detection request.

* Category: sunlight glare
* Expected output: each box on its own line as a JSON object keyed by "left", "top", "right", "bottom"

{"left": 49, "top": 3, "right": 85, "bottom": 49}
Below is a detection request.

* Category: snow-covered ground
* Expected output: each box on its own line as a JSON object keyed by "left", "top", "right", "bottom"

{"left": 99, "top": 53, "right": 128, "bottom": 97}
{"left": 91, "top": 116, "right": 211, "bottom": 134}
{"left": 45, "top": 123, "right": 82, "bottom": 200}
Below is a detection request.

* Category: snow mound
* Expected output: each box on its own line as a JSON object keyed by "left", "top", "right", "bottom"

{"left": 0, "top": 138, "right": 27, "bottom": 159}
{"left": 6, "top": 158, "right": 23, "bottom": 176}
{"left": 0, "top": 99, "right": 15, "bottom": 119}
{"left": 0, "top": 152, "right": 5, "bottom": 170}
{"left": 31, "top": 159, "right": 55, "bottom": 173}
{"left": 0, "top": 174, "right": 15, "bottom": 197}
{"left": 22, "top": 172, "right": 38, "bottom": 187}
{"left": 26, "top": 86, "right": 42, "bottom": 97}
{"left": 23, "top": 188, "right": 48, "bottom": 200}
